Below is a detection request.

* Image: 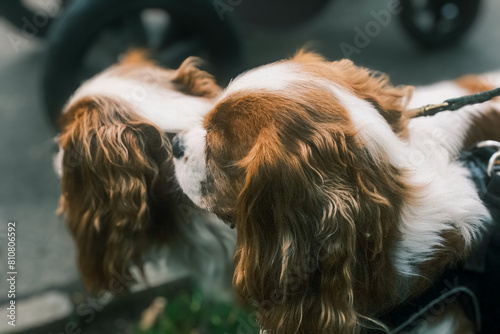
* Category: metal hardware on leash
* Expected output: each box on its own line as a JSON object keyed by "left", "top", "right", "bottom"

{"left": 476, "top": 141, "right": 500, "bottom": 177}
{"left": 409, "top": 87, "right": 500, "bottom": 118}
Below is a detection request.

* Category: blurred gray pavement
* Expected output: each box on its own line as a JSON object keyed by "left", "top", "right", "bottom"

{"left": 0, "top": 39, "right": 78, "bottom": 301}
{"left": 1, "top": 0, "right": 500, "bottom": 331}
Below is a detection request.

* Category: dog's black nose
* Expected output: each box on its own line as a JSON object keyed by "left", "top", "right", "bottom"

{"left": 172, "top": 135, "right": 185, "bottom": 159}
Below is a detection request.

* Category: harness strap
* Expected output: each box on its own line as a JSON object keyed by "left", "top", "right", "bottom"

{"left": 372, "top": 145, "right": 500, "bottom": 333}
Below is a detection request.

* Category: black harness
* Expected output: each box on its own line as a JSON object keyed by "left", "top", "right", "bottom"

{"left": 373, "top": 145, "right": 500, "bottom": 333}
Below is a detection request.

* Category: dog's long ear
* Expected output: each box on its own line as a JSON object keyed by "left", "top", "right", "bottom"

{"left": 58, "top": 97, "right": 179, "bottom": 293}
{"left": 233, "top": 97, "right": 408, "bottom": 333}
{"left": 172, "top": 57, "right": 221, "bottom": 98}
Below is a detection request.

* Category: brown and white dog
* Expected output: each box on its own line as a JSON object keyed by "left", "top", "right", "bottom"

{"left": 54, "top": 51, "right": 236, "bottom": 296}
{"left": 172, "top": 51, "right": 500, "bottom": 333}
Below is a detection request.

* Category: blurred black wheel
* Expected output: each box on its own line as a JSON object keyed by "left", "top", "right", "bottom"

{"left": 43, "top": 0, "right": 242, "bottom": 129}
{"left": 233, "top": 0, "right": 330, "bottom": 29}
{"left": 399, "top": 0, "right": 481, "bottom": 49}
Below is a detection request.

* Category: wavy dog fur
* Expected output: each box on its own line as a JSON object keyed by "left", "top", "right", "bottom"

{"left": 173, "top": 51, "right": 495, "bottom": 333}
{"left": 59, "top": 96, "right": 178, "bottom": 292}
{"left": 56, "top": 52, "right": 235, "bottom": 294}
{"left": 210, "top": 89, "right": 412, "bottom": 333}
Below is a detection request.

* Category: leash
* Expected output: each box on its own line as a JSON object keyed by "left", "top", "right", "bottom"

{"left": 408, "top": 87, "right": 500, "bottom": 117}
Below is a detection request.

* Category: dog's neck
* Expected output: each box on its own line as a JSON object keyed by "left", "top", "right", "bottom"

{"left": 392, "top": 103, "right": 499, "bottom": 300}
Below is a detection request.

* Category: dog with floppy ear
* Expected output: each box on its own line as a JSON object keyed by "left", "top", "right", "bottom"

{"left": 55, "top": 51, "right": 236, "bottom": 294}
{"left": 172, "top": 51, "right": 500, "bottom": 333}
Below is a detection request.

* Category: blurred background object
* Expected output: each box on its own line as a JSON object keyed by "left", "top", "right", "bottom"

{"left": 1, "top": 0, "right": 485, "bottom": 127}
{"left": 399, "top": 0, "right": 481, "bottom": 48}
{"left": 41, "top": 0, "right": 242, "bottom": 125}
{"left": 233, "top": 0, "right": 330, "bottom": 28}
{"left": 0, "top": 0, "right": 499, "bottom": 333}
